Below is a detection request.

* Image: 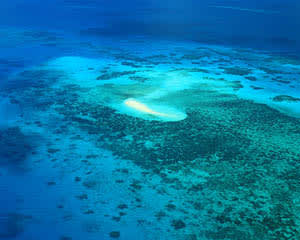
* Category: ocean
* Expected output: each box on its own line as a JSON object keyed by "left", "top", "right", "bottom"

{"left": 0, "top": 1, "right": 299, "bottom": 239}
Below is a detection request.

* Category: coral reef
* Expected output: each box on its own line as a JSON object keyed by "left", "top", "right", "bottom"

{"left": 2, "top": 41, "right": 299, "bottom": 240}
{"left": 272, "top": 95, "right": 300, "bottom": 102}
{"left": 0, "top": 127, "right": 33, "bottom": 168}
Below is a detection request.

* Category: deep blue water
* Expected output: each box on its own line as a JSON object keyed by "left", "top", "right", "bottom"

{"left": 1, "top": 1, "right": 300, "bottom": 240}
{"left": 1, "top": 0, "right": 300, "bottom": 53}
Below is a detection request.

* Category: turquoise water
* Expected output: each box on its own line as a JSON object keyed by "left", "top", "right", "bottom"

{"left": 0, "top": 1, "right": 300, "bottom": 240}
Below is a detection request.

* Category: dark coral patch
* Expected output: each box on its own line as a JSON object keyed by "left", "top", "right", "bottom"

{"left": 96, "top": 71, "right": 136, "bottom": 80}
{"left": 250, "top": 85, "right": 264, "bottom": 90}
{"left": 3, "top": 69, "right": 64, "bottom": 92}
{"left": 245, "top": 76, "right": 257, "bottom": 81}
{"left": 109, "top": 231, "right": 120, "bottom": 238}
{"left": 0, "top": 127, "right": 33, "bottom": 168}
{"left": 223, "top": 67, "right": 252, "bottom": 76}
{"left": 0, "top": 213, "right": 26, "bottom": 238}
{"left": 171, "top": 219, "right": 186, "bottom": 230}
{"left": 272, "top": 95, "right": 300, "bottom": 102}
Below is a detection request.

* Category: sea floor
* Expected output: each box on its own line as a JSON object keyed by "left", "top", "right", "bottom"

{"left": 0, "top": 26, "right": 300, "bottom": 240}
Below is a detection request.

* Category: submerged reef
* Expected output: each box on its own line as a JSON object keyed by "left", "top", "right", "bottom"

{"left": 0, "top": 127, "right": 33, "bottom": 169}
{"left": 272, "top": 95, "right": 300, "bottom": 102}
{"left": 222, "top": 67, "right": 252, "bottom": 76}
{"left": 2, "top": 44, "right": 300, "bottom": 239}
{"left": 96, "top": 71, "right": 136, "bottom": 80}
{"left": 245, "top": 76, "right": 257, "bottom": 81}
{"left": 2, "top": 69, "right": 64, "bottom": 92}
{"left": 50, "top": 84, "right": 300, "bottom": 240}
{"left": 0, "top": 213, "right": 31, "bottom": 238}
